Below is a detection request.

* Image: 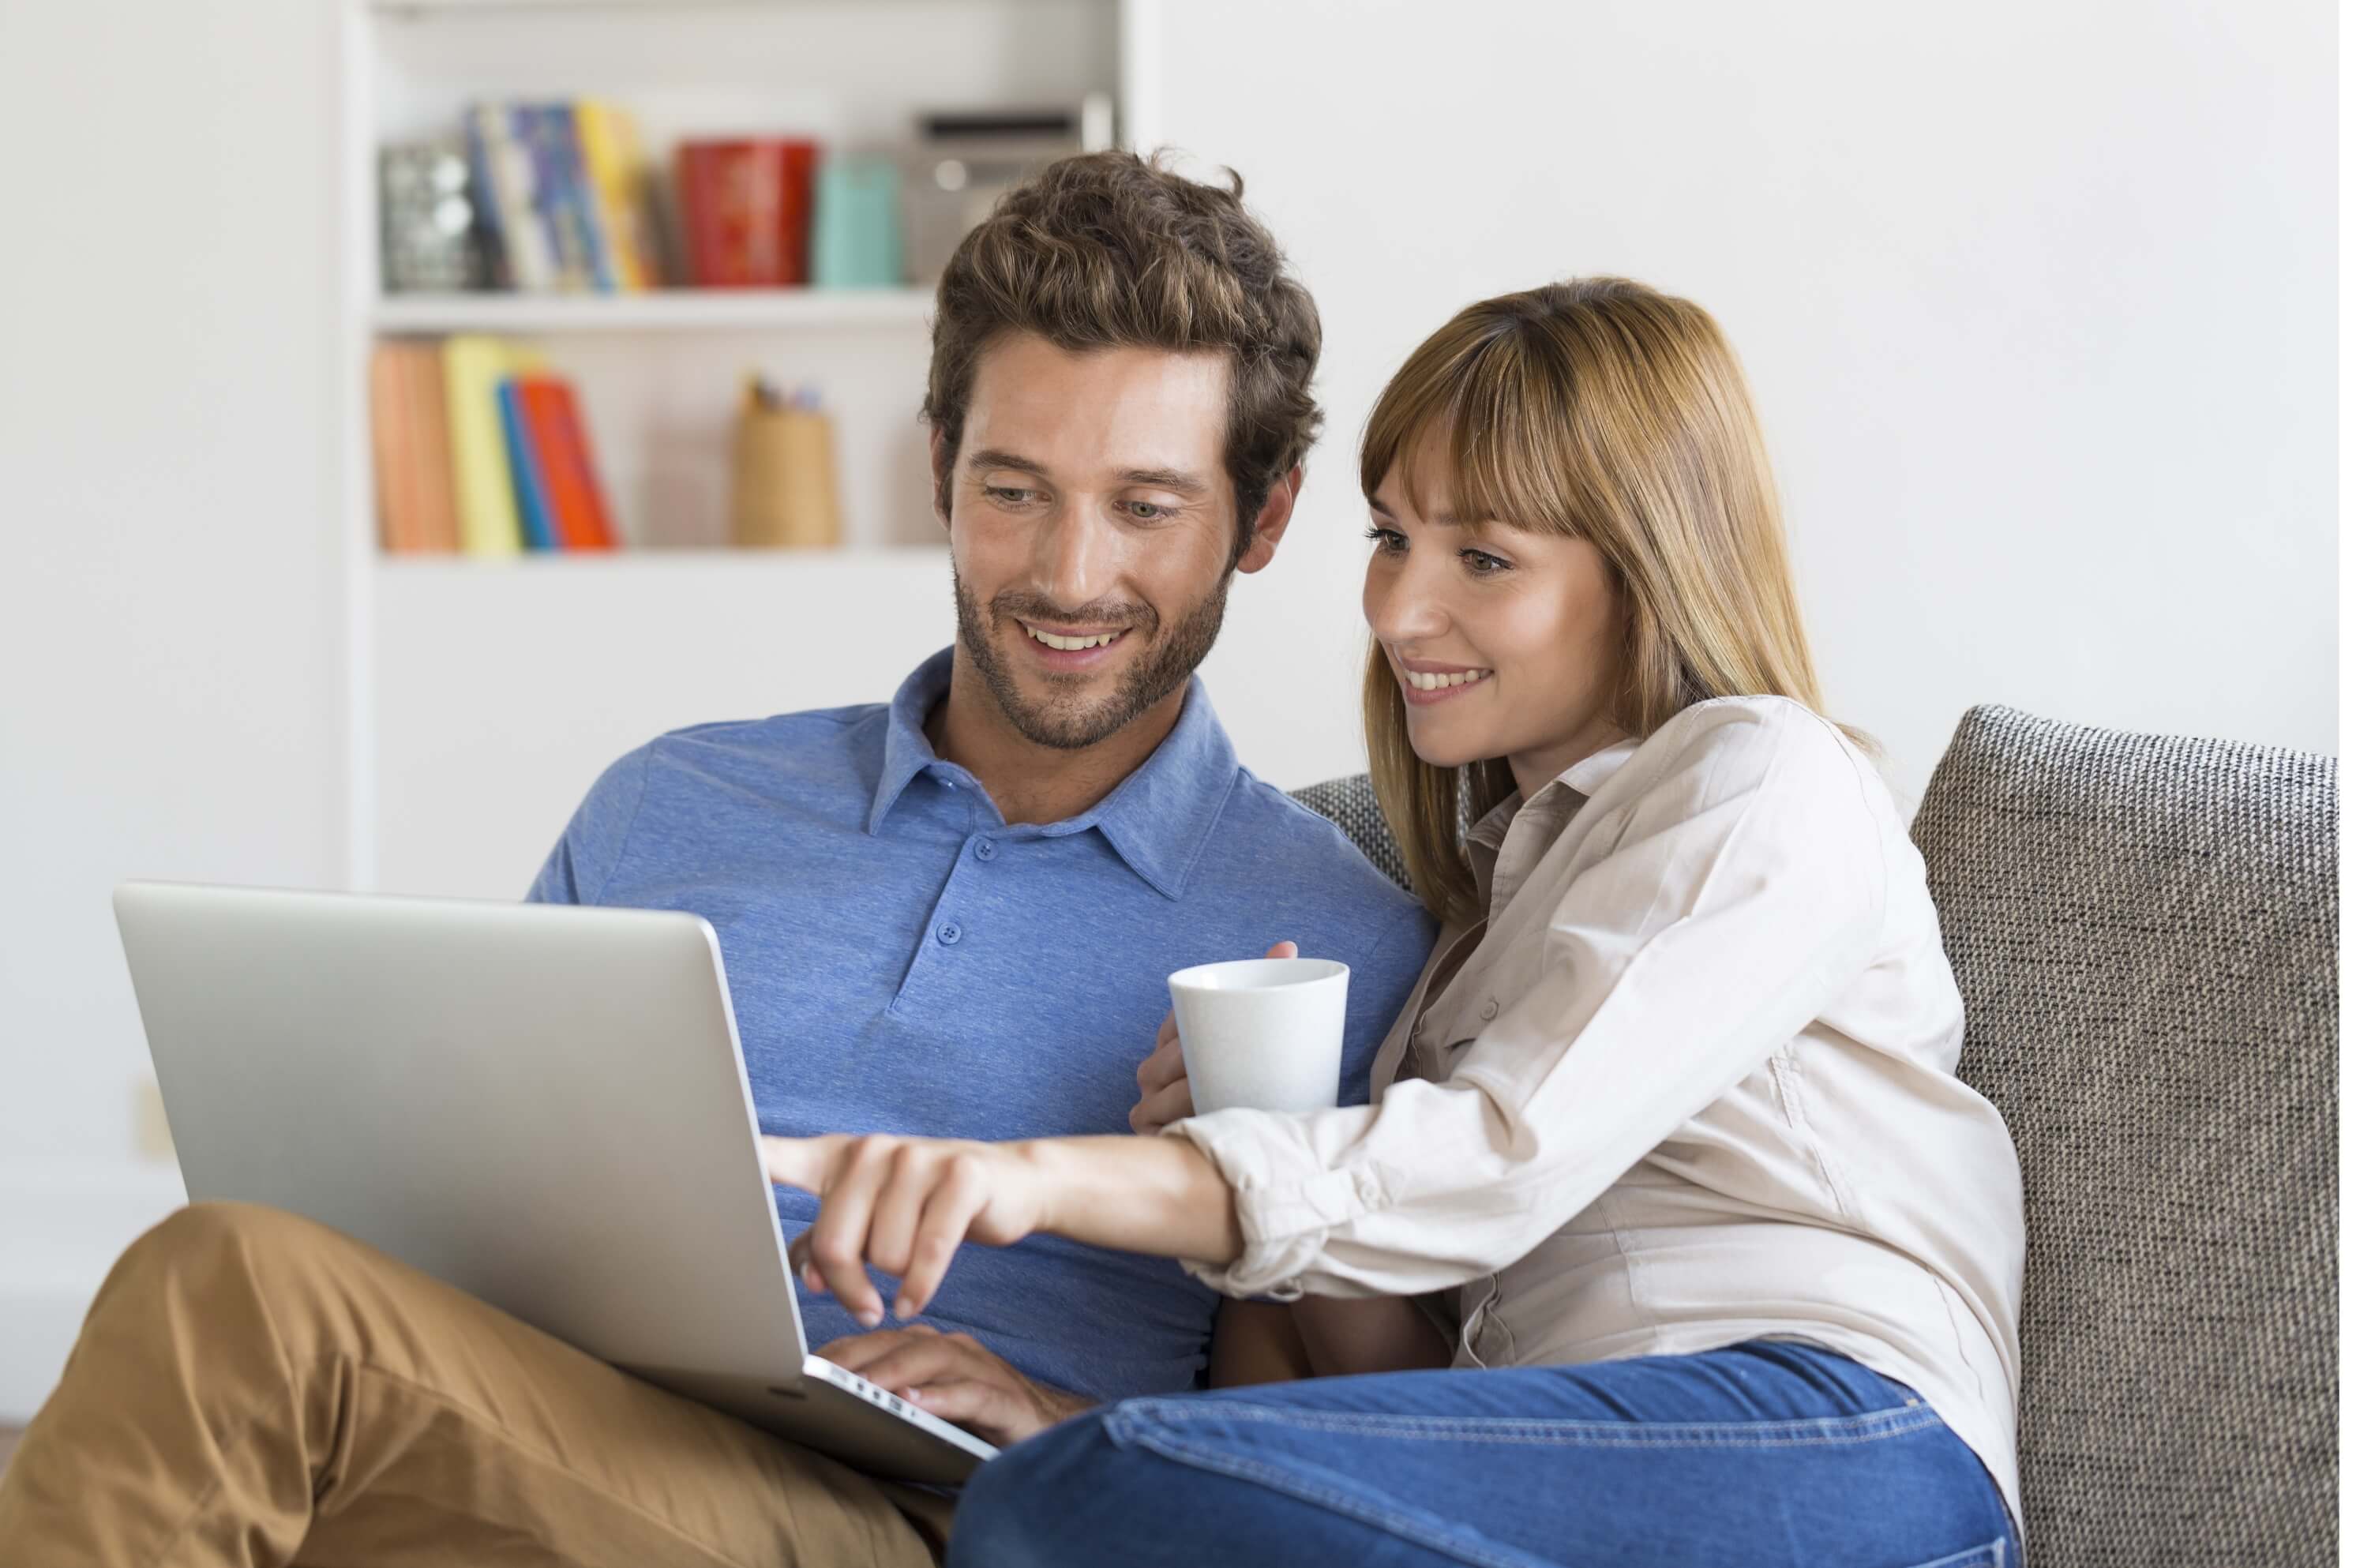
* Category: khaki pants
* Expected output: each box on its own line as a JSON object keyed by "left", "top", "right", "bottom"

{"left": 0, "top": 1202, "right": 954, "bottom": 1567}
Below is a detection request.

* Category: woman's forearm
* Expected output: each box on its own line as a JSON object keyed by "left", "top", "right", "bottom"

{"left": 1018, "top": 1135, "right": 1243, "bottom": 1265}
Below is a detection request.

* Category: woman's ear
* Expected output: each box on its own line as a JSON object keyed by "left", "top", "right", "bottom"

{"left": 1235, "top": 464, "right": 1305, "bottom": 576}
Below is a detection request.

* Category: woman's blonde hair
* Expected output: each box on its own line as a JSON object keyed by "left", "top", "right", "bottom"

{"left": 1360, "top": 276, "right": 1850, "bottom": 925}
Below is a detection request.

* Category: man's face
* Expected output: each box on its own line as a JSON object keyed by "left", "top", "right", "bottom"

{"left": 942, "top": 332, "right": 1253, "bottom": 751}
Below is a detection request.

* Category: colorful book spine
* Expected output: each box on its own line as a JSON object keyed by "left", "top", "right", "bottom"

{"left": 442, "top": 336, "right": 532, "bottom": 554}
{"left": 497, "top": 379, "right": 560, "bottom": 550}
{"left": 514, "top": 377, "right": 619, "bottom": 550}
{"left": 469, "top": 103, "right": 555, "bottom": 291}
{"left": 575, "top": 99, "right": 656, "bottom": 291}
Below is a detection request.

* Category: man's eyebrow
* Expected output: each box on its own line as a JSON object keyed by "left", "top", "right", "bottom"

{"left": 1119, "top": 467, "right": 1211, "bottom": 496}
{"left": 965, "top": 447, "right": 1049, "bottom": 476}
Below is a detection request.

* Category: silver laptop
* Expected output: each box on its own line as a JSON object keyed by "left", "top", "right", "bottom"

{"left": 113, "top": 880, "right": 999, "bottom": 1486}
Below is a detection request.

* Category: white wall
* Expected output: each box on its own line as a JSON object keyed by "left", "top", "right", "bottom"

{"left": 1169, "top": 0, "right": 2338, "bottom": 803}
{"left": 0, "top": 0, "right": 343, "bottom": 1416}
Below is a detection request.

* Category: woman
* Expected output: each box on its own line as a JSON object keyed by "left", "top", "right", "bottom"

{"left": 766, "top": 277, "right": 2026, "bottom": 1566}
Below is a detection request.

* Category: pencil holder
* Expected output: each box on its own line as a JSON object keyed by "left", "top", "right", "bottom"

{"left": 731, "top": 392, "right": 841, "bottom": 549}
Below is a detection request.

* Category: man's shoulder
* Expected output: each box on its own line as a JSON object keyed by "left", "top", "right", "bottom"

{"left": 1206, "top": 768, "right": 1424, "bottom": 918}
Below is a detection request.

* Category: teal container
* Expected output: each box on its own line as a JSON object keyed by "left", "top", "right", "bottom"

{"left": 811, "top": 156, "right": 905, "bottom": 287}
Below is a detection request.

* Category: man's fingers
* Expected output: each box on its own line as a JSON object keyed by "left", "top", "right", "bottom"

{"left": 899, "top": 1378, "right": 1010, "bottom": 1431}
{"left": 1265, "top": 940, "right": 1299, "bottom": 960}
{"left": 833, "top": 1334, "right": 979, "bottom": 1394}
{"left": 814, "top": 1324, "right": 942, "bottom": 1378}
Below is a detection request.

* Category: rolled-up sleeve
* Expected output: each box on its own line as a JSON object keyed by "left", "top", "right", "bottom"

{"left": 1165, "top": 703, "right": 1889, "bottom": 1300}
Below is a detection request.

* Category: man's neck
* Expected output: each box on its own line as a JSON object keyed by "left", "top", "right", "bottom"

{"left": 925, "top": 653, "right": 1190, "bottom": 827}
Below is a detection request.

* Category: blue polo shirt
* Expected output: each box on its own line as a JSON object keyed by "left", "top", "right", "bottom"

{"left": 527, "top": 648, "right": 1434, "bottom": 1400}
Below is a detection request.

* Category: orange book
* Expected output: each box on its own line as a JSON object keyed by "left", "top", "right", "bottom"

{"left": 513, "top": 377, "right": 618, "bottom": 550}
{"left": 369, "top": 341, "right": 424, "bottom": 553}
{"left": 404, "top": 341, "right": 463, "bottom": 553}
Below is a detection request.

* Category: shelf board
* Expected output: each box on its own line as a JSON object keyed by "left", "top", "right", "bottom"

{"left": 375, "top": 546, "right": 948, "bottom": 568}
{"left": 370, "top": 288, "right": 934, "bottom": 335}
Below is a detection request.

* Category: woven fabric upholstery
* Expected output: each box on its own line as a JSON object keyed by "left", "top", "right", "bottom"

{"left": 1289, "top": 775, "right": 1414, "bottom": 895}
{"left": 1911, "top": 706, "right": 2338, "bottom": 1566}
{"left": 1299, "top": 707, "right": 2339, "bottom": 1565}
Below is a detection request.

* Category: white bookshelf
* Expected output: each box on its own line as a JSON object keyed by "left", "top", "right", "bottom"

{"left": 340, "top": 0, "right": 1156, "bottom": 893}
{"left": 370, "top": 287, "right": 936, "bottom": 334}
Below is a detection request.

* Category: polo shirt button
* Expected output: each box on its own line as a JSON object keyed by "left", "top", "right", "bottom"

{"left": 937, "top": 923, "right": 962, "bottom": 946}
{"left": 975, "top": 839, "right": 998, "bottom": 861}
{"left": 1479, "top": 998, "right": 1499, "bottom": 1021}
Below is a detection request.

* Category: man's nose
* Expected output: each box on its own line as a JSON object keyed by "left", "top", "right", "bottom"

{"left": 1033, "top": 504, "right": 1116, "bottom": 613}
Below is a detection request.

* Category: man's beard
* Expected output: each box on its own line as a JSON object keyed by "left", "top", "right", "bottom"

{"left": 952, "top": 566, "right": 1232, "bottom": 752}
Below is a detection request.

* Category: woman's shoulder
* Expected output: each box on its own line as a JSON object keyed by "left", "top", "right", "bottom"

{"left": 1630, "top": 695, "right": 1878, "bottom": 796}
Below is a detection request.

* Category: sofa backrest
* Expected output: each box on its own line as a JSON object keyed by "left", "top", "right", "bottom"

{"left": 1911, "top": 705, "right": 2337, "bottom": 1565}
{"left": 1292, "top": 707, "right": 2339, "bottom": 1565}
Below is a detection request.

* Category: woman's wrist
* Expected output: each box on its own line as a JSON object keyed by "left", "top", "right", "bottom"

{"left": 1013, "top": 1134, "right": 1244, "bottom": 1266}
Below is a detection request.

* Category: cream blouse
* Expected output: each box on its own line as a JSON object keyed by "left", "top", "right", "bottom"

{"left": 1169, "top": 696, "right": 2025, "bottom": 1525}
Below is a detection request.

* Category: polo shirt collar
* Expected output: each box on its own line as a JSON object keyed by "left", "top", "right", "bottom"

{"left": 866, "top": 647, "right": 1241, "bottom": 901}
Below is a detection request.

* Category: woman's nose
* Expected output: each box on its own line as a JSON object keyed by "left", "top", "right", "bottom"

{"left": 1364, "top": 559, "right": 1450, "bottom": 647}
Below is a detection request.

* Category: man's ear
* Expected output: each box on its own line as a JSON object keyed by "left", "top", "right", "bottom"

{"left": 929, "top": 428, "right": 954, "bottom": 533}
{"left": 1234, "top": 464, "right": 1304, "bottom": 576}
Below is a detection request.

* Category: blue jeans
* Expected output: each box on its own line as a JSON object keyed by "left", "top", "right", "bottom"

{"left": 948, "top": 1341, "right": 2017, "bottom": 1567}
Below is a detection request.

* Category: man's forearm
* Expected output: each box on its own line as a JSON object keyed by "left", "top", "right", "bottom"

{"left": 1017, "top": 1135, "right": 1244, "bottom": 1265}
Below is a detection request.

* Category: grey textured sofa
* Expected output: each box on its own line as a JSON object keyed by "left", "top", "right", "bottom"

{"left": 1291, "top": 704, "right": 2338, "bottom": 1567}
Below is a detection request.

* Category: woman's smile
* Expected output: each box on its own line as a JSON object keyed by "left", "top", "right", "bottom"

{"left": 1391, "top": 653, "right": 1495, "bottom": 704}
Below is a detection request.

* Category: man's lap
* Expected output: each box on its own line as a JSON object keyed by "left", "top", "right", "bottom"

{"left": 0, "top": 1201, "right": 946, "bottom": 1568}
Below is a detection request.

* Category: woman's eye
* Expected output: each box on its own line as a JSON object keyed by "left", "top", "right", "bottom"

{"left": 1461, "top": 550, "right": 1510, "bottom": 576}
{"left": 1363, "top": 526, "right": 1406, "bottom": 554}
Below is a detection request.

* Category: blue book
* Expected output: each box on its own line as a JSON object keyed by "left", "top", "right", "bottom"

{"left": 497, "top": 378, "right": 559, "bottom": 550}
{"left": 545, "top": 104, "right": 616, "bottom": 292}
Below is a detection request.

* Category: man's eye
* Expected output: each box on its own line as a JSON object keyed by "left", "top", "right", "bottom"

{"left": 985, "top": 486, "right": 1036, "bottom": 505}
{"left": 1123, "top": 501, "right": 1176, "bottom": 522}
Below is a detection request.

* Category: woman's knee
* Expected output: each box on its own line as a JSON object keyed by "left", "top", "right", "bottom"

{"left": 948, "top": 1408, "right": 1149, "bottom": 1567}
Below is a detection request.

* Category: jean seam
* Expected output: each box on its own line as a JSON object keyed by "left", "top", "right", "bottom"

{"left": 1112, "top": 1424, "right": 1560, "bottom": 1568}
{"left": 1107, "top": 1399, "right": 1946, "bottom": 1450}
{"left": 1904, "top": 1536, "right": 2008, "bottom": 1568}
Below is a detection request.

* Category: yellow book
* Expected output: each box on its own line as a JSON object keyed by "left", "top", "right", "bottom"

{"left": 441, "top": 335, "right": 543, "bottom": 556}
{"left": 576, "top": 100, "right": 655, "bottom": 291}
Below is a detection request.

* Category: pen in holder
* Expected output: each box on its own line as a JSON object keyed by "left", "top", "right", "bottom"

{"left": 731, "top": 377, "right": 842, "bottom": 549}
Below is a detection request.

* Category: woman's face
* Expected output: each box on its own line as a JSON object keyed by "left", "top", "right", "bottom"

{"left": 1362, "top": 453, "right": 1628, "bottom": 797}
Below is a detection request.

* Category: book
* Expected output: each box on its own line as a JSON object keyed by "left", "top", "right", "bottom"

{"left": 497, "top": 379, "right": 560, "bottom": 550}
{"left": 575, "top": 99, "right": 659, "bottom": 290}
{"left": 403, "top": 342, "right": 463, "bottom": 553}
{"left": 514, "top": 377, "right": 620, "bottom": 550}
{"left": 467, "top": 103, "right": 555, "bottom": 291}
{"left": 519, "top": 105, "right": 591, "bottom": 291}
{"left": 370, "top": 341, "right": 425, "bottom": 552}
{"left": 442, "top": 335, "right": 541, "bottom": 555}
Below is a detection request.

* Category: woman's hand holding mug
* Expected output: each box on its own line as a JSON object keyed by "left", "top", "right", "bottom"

{"left": 1130, "top": 940, "right": 1297, "bottom": 1135}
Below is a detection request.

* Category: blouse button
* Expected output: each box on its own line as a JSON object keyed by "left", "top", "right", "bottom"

{"left": 1479, "top": 998, "right": 1499, "bottom": 1022}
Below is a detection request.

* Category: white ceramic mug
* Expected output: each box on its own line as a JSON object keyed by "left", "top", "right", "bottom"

{"left": 1165, "top": 957, "right": 1351, "bottom": 1116}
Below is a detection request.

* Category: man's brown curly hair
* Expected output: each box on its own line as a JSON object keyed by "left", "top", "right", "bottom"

{"left": 922, "top": 150, "right": 1323, "bottom": 559}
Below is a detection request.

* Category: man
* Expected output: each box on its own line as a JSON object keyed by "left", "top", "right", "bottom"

{"left": 0, "top": 152, "right": 1434, "bottom": 1566}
